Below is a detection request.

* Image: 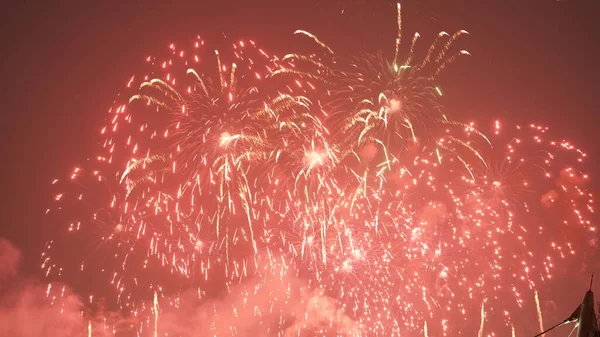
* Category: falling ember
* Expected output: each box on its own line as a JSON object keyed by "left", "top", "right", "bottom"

{"left": 88, "top": 321, "right": 92, "bottom": 337}
{"left": 153, "top": 291, "right": 159, "bottom": 337}
{"left": 535, "top": 290, "right": 545, "bottom": 337}
{"left": 478, "top": 302, "right": 485, "bottom": 337}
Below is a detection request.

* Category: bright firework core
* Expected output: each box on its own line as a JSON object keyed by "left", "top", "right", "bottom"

{"left": 389, "top": 98, "right": 402, "bottom": 113}
{"left": 305, "top": 150, "right": 324, "bottom": 168}
{"left": 219, "top": 132, "right": 239, "bottom": 147}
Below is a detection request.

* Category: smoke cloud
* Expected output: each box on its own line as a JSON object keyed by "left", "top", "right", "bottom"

{"left": 0, "top": 238, "right": 361, "bottom": 337}
{"left": 0, "top": 239, "right": 90, "bottom": 336}
{"left": 0, "top": 239, "right": 21, "bottom": 282}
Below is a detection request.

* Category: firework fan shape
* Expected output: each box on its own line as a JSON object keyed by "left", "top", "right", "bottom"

{"left": 274, "top": 3, "right": 471, "bottom": 168}
{"left": 121, "top": 37, "right": 339, "bottom": 283}
{"left": 46, "top": 37, "right": 327, "bottom": 303}
{"left": 44, "top": 4, "right": 597, "bottom": 337}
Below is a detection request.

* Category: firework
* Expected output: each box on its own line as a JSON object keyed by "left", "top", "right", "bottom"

{"left": 273, "top": 120, "right": 594, "bottom": 335}
{"left": 274, "top": 3, "right": 470, "bottom": 164}
{"left": 44, "top": 4, "right": 596, "bottom": 337}
{"left": 47, "top": 37, "right": 308, "bottom": 301}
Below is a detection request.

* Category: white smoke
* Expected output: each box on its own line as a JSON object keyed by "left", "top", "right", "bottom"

{"left": 0, "top": 239, "right": 21, "bottom": 282}
{"left": 145, "top": 271, "right": 363, "bottom": 337}
{"left": 0, "top": 239, "right": 93, "bottom": 337}
{"left": 0, "top": 238, "right": 362, "bottom": 337}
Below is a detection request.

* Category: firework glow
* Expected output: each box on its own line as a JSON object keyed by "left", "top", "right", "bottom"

{"left": 41, "top": 3, "right": 596, "bottom": 337}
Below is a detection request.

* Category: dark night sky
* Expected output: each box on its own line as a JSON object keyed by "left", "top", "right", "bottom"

{"left": 1, "top": 0, "right": 600, "bottom": 332}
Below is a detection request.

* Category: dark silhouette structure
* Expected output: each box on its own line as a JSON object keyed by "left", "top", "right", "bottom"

{"left": 535, "top": 275, "right": 599, "bottom": 337}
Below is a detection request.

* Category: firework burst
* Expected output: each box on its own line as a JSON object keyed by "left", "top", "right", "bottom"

{"left": 46, "top": 37, "right": 321, "bottom": 304}
{"left": 44, "top": 4, "right": 596, "bottom": 337}
{"left": 274, "top": 3, "right": 470, "bottom": 163}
